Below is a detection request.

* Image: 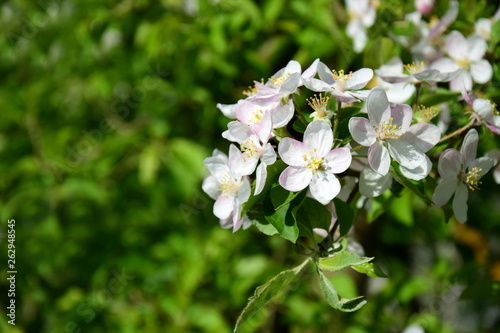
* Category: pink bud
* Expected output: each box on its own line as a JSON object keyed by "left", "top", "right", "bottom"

{"left": 415, "top": 0, "right": 434, "bottom": 15}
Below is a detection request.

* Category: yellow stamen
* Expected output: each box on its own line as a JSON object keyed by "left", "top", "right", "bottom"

{"left": 248, "top": 109, "right": 264, "bottom": 124}
{"left": 307, "top": 93, "right": 331, "bottom": 119}
{"left": 242, "top": 79, "right": 264, "bottom": 96}
{"left": 301, "top": 149, "right": 324, "bottom": 171}
{"left": 269, "top": 73, "right": 291, "bottom": 87}
{"left": 332, "top": 69, "right": 352, "bottom": 82}
{"left": 378, "top": 117, "right": 402, "bottom": 140}
{"left": 241, "top": 138, "right": 259, "bottom": 161}
{"left": 456, "top": 58, "right": 471, "bottom": 71}
{"left": 218, "top": 175, "right": 240, "bottom": 198}
{"left": 464, "top": 167, "right": 483, "bottom": 191}
{"left": 404, "top": 61, "right": 426, "bottom": 74}
{"left": 417, "top": 105, "right": 440, "bottom": 123}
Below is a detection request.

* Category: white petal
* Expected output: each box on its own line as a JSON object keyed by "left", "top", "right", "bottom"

{"left": 278, "top": 138, "right": 309, "bottom": 167}
{"left": 379, "top": 56, "right": 404, "bottom": 74}
{"left": 253, "top": 110, "right": 273, "bottom": 143}
{"left": 254, "top": 162, "right": 267, "bottom": 195}
{"left": 453, "top": 183, "right": 469, "bottom": 223}
{"left": 473, "top": 98, "right": 493, "bottom": 122}
{"left": 302, "top": 58, "right": 320, "bottom": 78}
{"left": 331, "top": 91, "right": 360, "bottom": 103}
{"left": 367, "top": 87, "right": 391, "bottom": 128}
{"left": 432, "top": 176, "right": 458, "bottom": 207}
{"left": 467, "top": 34, "right": 488, "bottom": 61}
{"left": 430, "top": 57, "right": 460, "bottom": 73}
{"left": 438, "top": 149, "right": 462, "bottom": 178}
{"left": 310, "top": 171, "right": 341, "bottom": 205}
{"left": 368, "top": 141, "right": 391, "bottom": 176}
{"left": 238, "top": 177, "right": 251, "bottom": 204}
{"left": 284, "top": 60, "right": 301, "bottom": 74}
{"left": 450, "top": 70, "right": 472, "bottom": 92}
{"left": 303, "top": 78, "right": 333, "bottom": 92}
{"left": 390, "top": 104, "right": 413, "bottom": 133}
{"left": 470, "top": 59, "right": 493, "bottom": 84}
{"left": 345, "top": 68, "right": 374, "bottom": 90}
{"left": 387, "top": 138, "right": 425, "bottom": 169}
{"left": 404, "top": 123, "right": 441, "bottom": 152}
{"left": 279, "top": 166, "right": 312, "bottom": 192}
{"left": 469, "top": 156, "right": 495, "bottom": 176}
{"left": 202, "top": 175, "right": 220, "bottom": 200}
{"left": 460, "top": 129, "right": 478, "bottom": 168}
{"left": 349, "top": 117, "right": 377, "bottom": 146}
{"left": 359, "top": 167, "right": 392, "bottom": 197}
{"left": 446, "top": 31, "right": 468, "bottom": 60}
{"left": 400, "top": 155, "right": 432, "bottom": 180}
{"left": 272, "top": 99, "right": 295, "bottom": 128}
{"left": 324, "top": 147, "right": 352, "bottom": 174}
{"left": 261, "top": 143, "right": 277, "bottom": 165}
{"left": 214, "top": 196, "right": 235, "bottom": 220}
{"left": 280, "top": 72, "right": 301, "bottom": 94}
{"left": 222, "top": 121, "right": 253, "bottom": 143}
{"left": 217, "top": 102, "right": 237, "bottom": 119}
{"left": 303, "top": 121, "right": 333, "bottom": 157}
{"left": 384, "top": 82, "right": 416, "bottom": 104}
{"left": 317, "top": 62, "right": 336, "bottom": 85}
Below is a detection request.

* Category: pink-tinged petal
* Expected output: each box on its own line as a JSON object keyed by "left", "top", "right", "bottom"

{"left": 217, "top": 102, "right": 238, "bottom": 119}
{"left": 345, "top": 68, "right": 374, "bottom": 90}
{"left": 310, "top": 171, "right": 341, "bottom": 205}
{"left": 349, "top": 117, "right": 377, "bottom": 146}
{"left": 228, "top": 144, "right": 245, "bottom": 171}
{"left": 446, "top": 31, "right": 468, "bottom": 60}
{"left": 317, "top": 62, "right": 336, "bottom": 85}
{"left": 238, "top": 177, "right": 251, "bottom": 204}
{"left": 278, "top": 138, "right": 309, "bottom": 167}
{"left": 460, "top": 129, "right": 478, "bottom": 168}
{"left": 384, "top": 82, "right": 416, "bottom": 104}
{"left": 214, "top": 196, "right": 235, "bottom": 220}
{"left": 367, "top": 87, "right": 391, "bottom": 128}
{"left": 280, "top": 72, "right": 301, "bottom": 94}
{"left": 324, "top": 147, "right": 352, "bottom": 174}
{"left": 219, "top": 216, "right": 232, "bottom": 229}
{"left": 470, "top": 60, "right": 493, "bottom": 84}
{"left": 400, "top": 155, "right": 432, "bottom": 180}
{"left": 416, "top": 0, "right": 435, "bottom": 15}
{"left": 438, "top": 149, "right": 462, "bottom": 178}
{"left": 404, "top": 123, "right": 441, "bottom": 152}
{"left": 461, "top": 88, "right": 474, "bottom": 107}
{"left": 469, "top": 157, "right": 495, "bottom": 176}
{"left": 368, "top": 141, "right": 391, "bottom": 176}
{"left": 349, "top": 89, "right": 371, "bottom": 101}
{"left": 359, "top": 167, "right": 392, "bottom": 197}
{"left": 285, "top": 60, "right": 301, "bottom": 74}
{"left": 202, "top": 175, "right": 220, "bottom": 200}
{"left": 467, "top": 34, "right": 488, "bottom": 61}
{"left": 303, "top": 78, "right": 333, "bottom": 92}
{"left": 473, "top": 98, "right": 493, "bottom": 122}
{"left": 379, "top": 56, "right": 404, "bottom": 74}
{"left": 450, "top": 70, "right": 472, "bottom": 92}
{"left": 303, "top": 121, "right": 333, "bottom": 157}
{"left": 272, "top": 99, "right": 294, "bottom": 128}
{"left": 453, "top": 183, "right": 469, "bottom": 223}
{"left": 261, "top": 143, "right": 277, "bottom": 165}
{"left": 235, "top": 100, "right": 261, "bottom": 125}
{"left": 302, "top": 58, "right": 320, "bottom": 78}
{"left": 430, "top": 57, "right": 460, "bottom": 73}
{"left": 387, "top": 138, "right": 425, "bottom": 169}
{"left": 432, "top": 176, "right": 458, "bottom": 207}
{"left": 413, "top": 69, "right": 440, "bottom": 82}
{"left": 222, "top": 121, "right": 253, "bottom": 143}
{"left": 486, "top": 122, "right": 500, "bottom": 135}
{"left": 254, "top": 162, "right": 267, "bottom": 195}
{"left": 204, "top": 157, "right": 229, "bottom": 179}
{"left": 435, "top": 69, "right": 461, "bottom": 82}
{"left": 377, "top": 73, "right": 409, "bottom": 83}
{"left": 232, "top": 205, "right": 244, "bottom": 232}
{"left": 253, "top": 111, "right": 273, "bottom": 143}
{"left": 331, "top": 91, "right": 360, "bottom": 103}
{"left": 279, "top": 166, "right": 312, "bottom": 192}
{"left": 390, "top": 104, "right": 413, "bottom": 133}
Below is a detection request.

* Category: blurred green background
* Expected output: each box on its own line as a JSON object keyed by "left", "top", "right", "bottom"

{"left": 1, "top": 0, "right": 499, "bottom": 332}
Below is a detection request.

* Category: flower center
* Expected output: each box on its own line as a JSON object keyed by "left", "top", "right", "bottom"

{"left": 269, "top": 73, "right": 291, "bottom": 88}
{"left": 455, "top": 58, "right": 470, "bottom": 70}
{"left": 302, "top": 149, "right": 324, "bottom": 170}
{"left": 332, "top": 70, "right": 352, "bottom": 92}
{"left": 463, "top": 167, "right": 483, "bottom": 191}
{"left": 241, "top": 138, "right": 260, "bottom": 161}
{"left": 248, "top": 109, "right": 264, "bottom": 124}
{"left": 307, "top": 93, "right": 330, "bottom": 118}
{"left": 417, "top": 105, "right": 440, "bottom": 123}
{"left": 378, "top": 117, "right": 402, "bottom": 140}
{"left": 404, "top": 61, "right": 426, "bottom": 74}
{"left": 218, "top": 175, "right": 241, "bottom": 198}
{"left": 242, "top": 79, "right": 264, "bottom": 96}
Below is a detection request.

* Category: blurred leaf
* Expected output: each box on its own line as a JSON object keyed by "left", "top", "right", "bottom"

{"left": 234, "top": 258, "right": 313, "bottom": 333}
{"left": 318, "top": 251, "right": 373, "bottom": 272}
{"left": 390, "top": 166, "right": 432, "bottom": 205}
{"left": 390, "top": 21, "right": 415, "bottom": 36}
{"left": 334, "top": 198, "right": 354, "bottom": 237}
{"left": 363, "top": 37, "right": 395, "bottom": 69}
{"left": 317, "top": 269, "right": 367, "bottom": 312}
{"left": 460, "top": 280, "right": 500, "bottom": 302}
{"left": 351, "top": 262, "right": 388, "bottom": 278}
{"left": 138, "top": 145, "right": 160, "bottom": 186}
{"left": 419, "top": 88, "right": 460, "bottom": 107}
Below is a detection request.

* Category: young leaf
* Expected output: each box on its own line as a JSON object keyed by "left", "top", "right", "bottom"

{"left": 333, "top": 198, "right": 354, "bottom": 237}
{"left": 318, "top": 251, "right": 373, "bottom": 272}
{"left": 234, "top": 258, "right": 313, "bottom": 333}
{"left": 318, "top": 270, "right": 367, "bottom": 312}
{"left": 351, "top": 262, "right": 388, "bottom": 278}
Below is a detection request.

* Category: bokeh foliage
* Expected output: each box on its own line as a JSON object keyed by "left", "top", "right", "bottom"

{"left": 0, "top": 0, "right": 499, "bottom": 332}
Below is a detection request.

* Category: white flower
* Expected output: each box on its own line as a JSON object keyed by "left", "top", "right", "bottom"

{"left": 486, "top": 150, "right": 500, "bottom": 184}
{"left": 345, "top": 0, "right": 377, "bottom": 53}
{"left": 474, "top": 7, "right": 500, "bottom": 41}
{"left": 431, "top": 31, "right": 492, "bottom": 91}
{"left": 235, "top": 99, "right": 294, "bottom": 129}
{"left": 222, "top": 112, "right": 277, "bottom": 195}
{"left": 415, "top": 0, "right": 434, "bottom": 15}
{"left": 278, "top": 121, "right": 352, "bottom": 205}
{"left": 348, "top": 87, "right": 440, "bottom": 175}
{"left": 202, "top": 146, "right": 252, "bottom": 231}
{"left": 462, "top": 90, "right": 500, "bottom": 135}
{"left": 432, "top": 129, "right": 495, "bottom": 222}
{"left": 374, "top": 57, "right": 416, "bottom": 104}
{"left": 304, "top": 61, "right": 373, "bottom": 103}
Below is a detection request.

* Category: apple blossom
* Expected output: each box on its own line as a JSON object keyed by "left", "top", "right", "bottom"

{"left": 307, "top": 93, "right": 335, "bottom": 123}
{"left": 348, "top": 87, "right": 440, "bottom": 176}
{"left": 374, "top": 57, "right": 416, "bottom": 104}
{"left": 278, "top": 121, "right": 352, "bottom": 205}
{"left": 415, "top": 0, "right": 434, "bottom": 15}
{"left": 345, "top": 0, "right": 377, "bottom": 53}
{"left": 202, "top": 146, "right": 252, "bottom": 231}
{"left": 431, "top": 31, "right": 492, "bottom": 91}
{"left": 432, "top": 129, "right": 495, "bottom": 222}
{"left": 462, "top": 90, "right": 500, "bottom": 135}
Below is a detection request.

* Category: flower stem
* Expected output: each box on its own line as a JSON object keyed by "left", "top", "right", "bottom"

{"left": 350, "top": 145, "right": 364, "bottom": 152}
{"left": 438, "top": 119, "right": 476, "bottom": 143}
{"left": 333, "top": 100, "right": 341, "bottom": 143}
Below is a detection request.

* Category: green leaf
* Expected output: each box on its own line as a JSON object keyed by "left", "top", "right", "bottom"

{"left": 419, "top": 88, "right": 460, "bottom": 107}
{"left": 295, "top": 197, "right": 332, "bottom": 241}
{"left": 389, "top": 166, "right": 433, "bottom": 205}
{"left": 337, "top": 106, "right": 362, "bottom": 144}
{"left": 491, "top": 19, "right": 500, "bottom": 45}
{"left": 363, "top": 37, "right": 395, "bottom": 69}
{"left": 460, "top": 280, "right": 500, "bottom": 302}
{"left": 390, "top": 21, "right": 415, "bottom": 36}
{"left": 351, "top": 262, "right": 388, "bottom": 278}
{"left": 333, "top": 198, "right": 354, "bottom": 237}
{"left": 234, "top": 258, "right": 313, "bottom": 333}
{"left": 318, "top": 270, "right": 367, "bottom": 312}
{"left": 318, "top": 251, "right": 373, "bottom": 272}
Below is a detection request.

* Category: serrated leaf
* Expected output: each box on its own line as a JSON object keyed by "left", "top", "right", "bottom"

{"left": 234, "top": 258, "right": 313, "bottom": 333}
{"left": 351, "top": 262, "right": 388, "bottom": 278}
{"left": 333, "top": 198, "right": 354, "bottom": 237}
{"left": 318, "top": 270, "right": 367, "bottom": 312}
{"left": 318, "top": 251, "right": 373, "bottom": 272}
